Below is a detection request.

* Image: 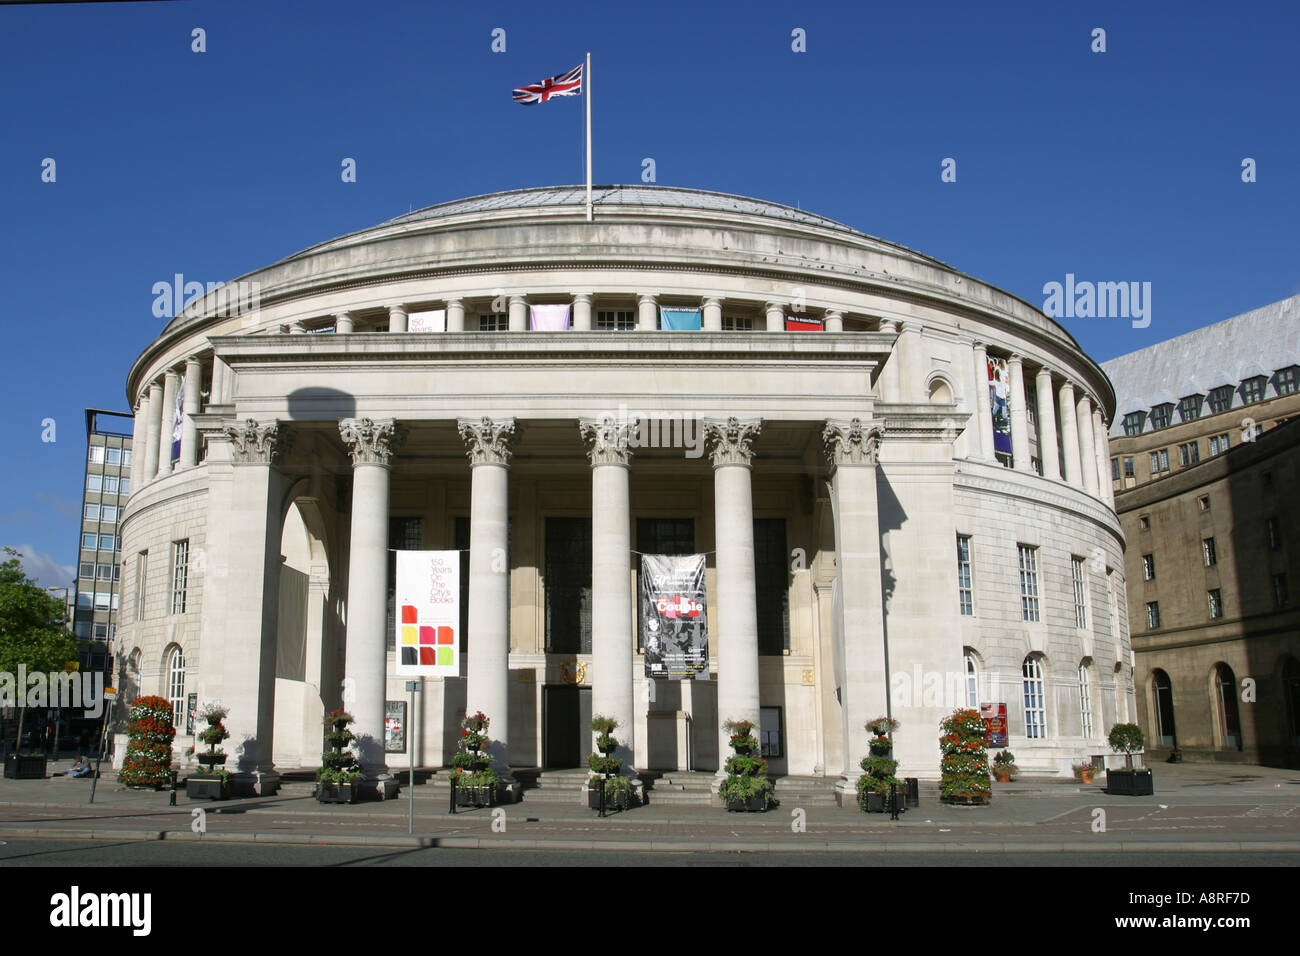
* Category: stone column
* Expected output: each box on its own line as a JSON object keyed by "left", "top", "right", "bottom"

{"left": 446, "top": 298, "right": 465, "bottom": 333}
{"left": 972, "top": 342, "right": 995, "bottom": 460}
{"left": 1093, "top": 409, "right": 1113, "bottom": 505}
{"left": 764, "top": 302, "right": 784, "bottom": 332}
{"left": 637, "top": 294, "right": 657, "bottom": 331}
{"left": 899, "top": 321, "right": 923, "bottom": 403}
{"left": 572, "top": 293, "right": 593, "bottom": 331}
{"left": 1035, "top": 367, "right": 1061, "bottom": 480}
{"left": 580, "top": 416, "right": 637, "bottom": 771}
{"left": 704, "top": 417, "right": 763, "bottom": 779}
{"left": 822, "top": 418, "right": 887, "bottom": 799}
{"left": 1076, "top": 393, "right": 1098, "bottom": 494}
{"left": 339, "top": 417, "right": 405, "bottom": 796}
{"left": 1008, "top": 355, "right": 1031, "bottom": 472}
{"left": 824, "top": 310, "right": 844, "bottom": 333}
{"left": 156, "top": 369, "right": 180, "bottom": 478}
{"left": 458, "top": 417, "right": 520, "bottom": 788}
{"left": 179, "top": 357, "right": 201, "bottom": 469}
{"left": 388, "top": 304, "right": 408, "bottom": 333}
{"left": 141, "top": 381, "right": 163, "bottom": 482}
{"left": 211, "top": 357, "right": 230, "bottom": 406}
{"left": 879, "top": 320, "right": 901, "bottom": 402}
{"left": 129, "top": 396, "right": 146, "bottom": 490}
{"left": 289, "top": 322, "right": 305, "bottom": 334}
{"left": 221, "top": 418, "right": 293, "bottom": 795}
{"left": 1058, "top": 380, "right": 1082, "bottom": 488}
{"left": 702, "top": 297, "right": 723, "bottom": 331}
{"left": 508, "top": 295, "right": 528, "bottom": 333}
{"left": 335, "top": 312, "right": 354, "bottom": 334}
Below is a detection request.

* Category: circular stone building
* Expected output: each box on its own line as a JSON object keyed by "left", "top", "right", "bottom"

{"left": 116, "top": 184, "right": 1130, "bottom": 798}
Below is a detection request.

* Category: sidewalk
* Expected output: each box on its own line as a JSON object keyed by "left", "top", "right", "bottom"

{"left": 1, "top": 760, "right": 1296, "bottom": 854}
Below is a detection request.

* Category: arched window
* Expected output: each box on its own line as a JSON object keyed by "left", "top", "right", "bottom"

{"left": 1152, "top": 668, "right": 1176, "bottom": 747}
{"left": 928, "top": 376, "right": 953, "bottom": 404}
{"left": 964, "top": 651, "right": 979, "bottom": 709}
{"left": 1214, "top": 663, "right": 1242, "bottom": 750}
{"left": 165, "top": 646, "right": 186, "bottom": 728}
{"left": 1022, "top": 655, "right": 1046, "bottom": 739}
{"left": 1078, "top": 661, "right": 1094, "bottom": 737}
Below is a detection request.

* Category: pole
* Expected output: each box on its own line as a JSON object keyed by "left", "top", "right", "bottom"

{"left": 88, "top": 696, "right": 112, "bottom": 804}
{"left": 585, "top": 51, "right": 592, "bottom": 222}
{"left": 405, "top": 680, "right": 421, "bottom": 834}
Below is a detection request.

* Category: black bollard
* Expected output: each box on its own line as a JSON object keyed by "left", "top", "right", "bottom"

{"left": 889, "top": 783, "right": 901, "bottom": 821}
{"left": 598, "top": 777, "right": 606, "bottom": 818}
{"left": 449, "top": 774, "right": 457, "bottom": 815}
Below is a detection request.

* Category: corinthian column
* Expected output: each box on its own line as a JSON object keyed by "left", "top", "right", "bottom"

{"left": 1059, "top": 380, "right": 1082, "bottom": 487}
{"left": 822, "top": 417, "right": 887, "bottom": 801}
{"left": 1035, "top": 367, "right": 1061, "bottom": 480}
{"left": 458, "top": 417, "right": 520, "bottom": 791}
{"left": 704, "top": 417, "right": 763, "bottom": 780}
{"left": 1076, "top": 393, "right": 1098, "bottom": 495}
{"left": 179, "top": 357, "right": 202, "bottom": 469}
{"left": 156, "top": 369, "right": 180, "bottom": 478}
{"left": 339, "top": 417, "right": 405, "bottom": 797}
{"left": 580, "top": 415, "right": 637, "bottom": 771}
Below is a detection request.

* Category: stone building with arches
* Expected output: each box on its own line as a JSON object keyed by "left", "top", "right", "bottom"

{"left": 112, "top": 185, "right": 1130, "bottom": 797}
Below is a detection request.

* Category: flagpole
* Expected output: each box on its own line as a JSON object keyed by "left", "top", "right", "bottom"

{"left": 585, "top": 51, "right": 592, "bottom": 222}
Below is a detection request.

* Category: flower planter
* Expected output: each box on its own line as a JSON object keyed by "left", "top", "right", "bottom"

{"left": 4, "top": 753, "right": 47, "bottom": 779}
{"left": 456, "top": 786, "right": 495, "bottom": 808}
{"left": 588, "top": 786, "right": 630, "bottom": 811}
{"left": 744, "top": 794, "right": 767, "bottom": 812}
{"left": 941, "top": 793, "right": 990, "bottom": 806}
{"left": 1077, "top": 771, "right": 1096, "bottom": 785}
{"left": 186, "top": 774, "right": 230, "bottom": 801}
{"left": 993, "top": 770, "right": 1013, "bottom": 783}
{"left": 316, "top": 782, "right": 358, "bottom": 804}
{"left": 196, "top": 754, "right": 227, "bottom": 768}
{"left": 865, "top": 790, "right": 885, "bottom": 813}
{"left": 1106, "top": 768, "right": 1154, "bottom": 796}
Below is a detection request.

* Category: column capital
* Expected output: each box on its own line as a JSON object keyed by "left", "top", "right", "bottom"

{"left": 763, "top": 301, "right": 784, "bottom": 313}
{"left": 824, "top": 309, "right": 843, "bottom": 320}
{"left": 1035, "top": 365, "right": 1055, "bottom": 381}
{"left": 1060, "top": 378, "right": 1078, "bottom": 394}
{"left": 637, "top": 292, "right": 657, "bottom": 305}
{"left": 879, "top": 319, "right": 900, "bottom": 334}
{"left": 704, "top": 417, "right": 762, "bottom": 468}
{"left": 972, "top": 339, "right": 989, "bottom": 353}
{"left": 580, "top": 416, "right": 637, "bottom": 467}
{"left": 184, "top": 355, "right": 201, "bottom": 370}
{"left": 458, "top": 417, "right": 520, "bottom": 467}
{"left": 445, "top": 296, "right": 463, "bottom": 306}
{"left": 225, "top": 419, "right": 292, "bottom": 466}
{"left": 339, "top": 417, "right": 404, "bottom": 467}
{"left": 702, "top": 296, "right": 724, "bottom": 307}
{"left": 508, "top": 294, "right": 528, "bottom": 306}
{"left": 900, "top": 320, "right": 924, "bottom": 335}
{"left": 570, "top": 291, "right": 593, "bottom": 302}
{"left": 822, "top": 418, "right": 884, "bottom": 467}
{"left": 1007, "top": 352, "right": 1024, "bottom": 366}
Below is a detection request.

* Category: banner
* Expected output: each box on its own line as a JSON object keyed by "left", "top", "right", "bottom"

{"left": 529, "top": 304, "right": 571, "bottom": 331}
{"left": 785, "top": 316, "right": 823, "bottom": 331}
{"left": 981, "top": 702, "right": 1008, "bottom": 748}
{"left": 395, "top": 551, "right": 460, "bottom": 676}
{"left": 408, "top": 309, "right": 445, "bottom": 332}
{"left": 640, "top": 554, "right": 708, "bottom": 680}
{"left": 171, "top": 375, "right": 184, "bottom": 461}
{"left": 987, "top": 357, "right": 1012, "bottom": 456}
{"left": 659, "top": 307, "right": 702, "bottom": 331}
{"left": 384, "top": 701, "right": 406, "bottom": 753}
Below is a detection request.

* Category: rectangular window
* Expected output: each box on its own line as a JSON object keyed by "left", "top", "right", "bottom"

{"left": 1142, "top": 554, "right": 1155, "bottom": 581}
{"left": 84, "top": 503, "right": 100, "bottom": 521}
{"left": 1146, "top": 601, "right": 1161, "bottom": 629}
{"left": 170, "top": 540, "right": 189, "bottom": 615}
{"left": 89, "top": 446, "right": 105, "bottom": 464}
{"left": 637, "top": 517, "right": 696, "bottom": 650}
{"left": 99, "top": 534, "right": 116, "bottom": 550}
{"left": 1207, "top": 385, "right": 1234, "bottom": 414}
{"left": 120, "top": 477, "right": 131, "bottom": 495}
{"left": 1149, "top": 449, "right": 1169, "bottom": 474}
{"left": 135, "top": 551, "right": 147, "bottom": 621}
{"left": 1198, "top": 495, "right": 1210, "bottom": 512}
{"left": 96, "top": 563, "right": 111, "bottom": 580}
{"left": 1209, "top": 433, "right": 1231, "bottom": 456}
{"left": 544, "top": 517, "right": 592, "bottom": 655}
{"left": 1208, "top": 588, "right": 1223, "bottom": 619}
{"left": 87, "top": 475, "right": 102, "bottom": 493}
{"left": 92, "top": 623, "right": 108, "bottom": 641}
{"left": 1078, "top": 665, "right": 1094, "bottom": 738}
{"left": 721, "top": 316, "right": 754, "bottom": 331}
{"left": 1177, "top": 395, "right": 1203, "bottom": 422}
{"left": 956, "top": 535, "right": 974, "bottom": 616}
{"left": 754, "top": 518, "right": 790, "bottom": 655}
{"left": 596, "top": 310, "right": 635, "bottom": 331}
{"left": 103, "top": 476, "right": 119, "bottom": 494}
{"left": 79, "top": 562, "right": 94, "bottom": 579}
{"left": 1071, "top": 556, "right": 1088, "bottom": 629}
{"left": 93, "top": 591, "right": 110, "bottom": 610}
{"left": 1139, "top": 515, "right": 1150, "bottom": 531}
{"left": 1240, "top": 376, "right": 1266, "bottom": 404}
{"left": 82, "top": 533, "right": 97, "bottom": 550}
{"left": 113, "top": 563, "right": 120, "bottom": 581}
{"left": 1124, "top": 457, "right": 1135, "bottom": 477}
{"left": 105, "top": 447, "right": 121, "bottom": 465}
{"left": 1273, "top": 573, "right": 1289, "bottom": 609}
{"left": 1276, "top": 367, "right": 1299, "bottom": 396}
{"left": 1110, "top": 458, "right": 1120, "bottom": 481}
{"left": 122, "top": 449, "right": 132, "bottom": 467}
{"left": 1017, "top": 545, "right": 1040, "bottom": 623}
{"left": 1178, "top": 442, "right": 1200, "bottom": 466}
{"left": 102, "top": 505, "right": 118, "bottom": 523}
{"left": 1122, "top": 412, "right": 1146, "bottom": 436}
{"left": 760, "top": 706, "right": 783, "bottom": 758}
{"left": 1267, "top": 517, "right": 1281, "bottom": 549}
{"left": 477, "top": 313, "right": 508, "bottom": 332}
{"left": 1202, "top": 537, "right": 1217, "bottom": 567}
{"left": 1149, "top": 404, "right": 1174, "bottom": 430}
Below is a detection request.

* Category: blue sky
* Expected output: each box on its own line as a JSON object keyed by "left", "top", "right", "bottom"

{"left": 2, "top": 0, "right": 1297, "bottom": 586}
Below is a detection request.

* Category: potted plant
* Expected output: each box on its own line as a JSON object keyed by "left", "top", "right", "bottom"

{"left": 116, "top": 695, "right": 176, "bottom": 790}
{"left": 939, "top": 708, "right": 991, "bottom": 805}
{"left": 316, "top": 708, "right": 362, "bottom": 803}
{"left": 1072, "top": 761, "right": 1097, "bottom": 785}
{"left": 718, "top": 718, "right": 775, "bottom": 811}
{"left": 449, "top": 711, "right": 498, "bottom": 807}
{"left": 586, "top": 715, "right": 635, "bottom": 811}
{"left": 856, "top": 716, "right": 903, "bottom": 813}
{"left": 186, "top": 702, "right": 231, "bottom": 800}
{"left": 992, "top": 749, "right": 1018, "bottom": 783}
{"left": 1106, "top": 723, "right": 1153, "bottom": 795}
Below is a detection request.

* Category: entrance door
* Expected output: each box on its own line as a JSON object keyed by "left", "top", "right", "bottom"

{"left": 543, "top": 685, "right": 591, "bottom": 768}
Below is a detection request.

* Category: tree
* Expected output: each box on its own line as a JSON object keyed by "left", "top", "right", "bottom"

{"left": 0, "top": 548, "right": 77, "bottom": 750}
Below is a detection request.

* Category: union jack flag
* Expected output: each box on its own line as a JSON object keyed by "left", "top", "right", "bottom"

{"left": 512, "top": 64, "right": 583, "bottom": 105}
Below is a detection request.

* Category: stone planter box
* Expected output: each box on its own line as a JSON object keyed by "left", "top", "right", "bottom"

{"left": 186, "top": 775, "right": 230, "bottom": 800}
{"left": 316, "top": 782, "right": 358, "bottom": 804}
{"left": 4, "top": 754, "right": 47, "bottom": 779}
{"left": 1106, "top": 768, "right": 1154, "bottom": 796}
{"left": 724, "top": 794, "right": 769, "bottom": 812}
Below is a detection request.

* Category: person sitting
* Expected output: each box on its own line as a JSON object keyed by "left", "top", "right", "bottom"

{"left": 69, "top": 757, "right": 94, "bottom": 778}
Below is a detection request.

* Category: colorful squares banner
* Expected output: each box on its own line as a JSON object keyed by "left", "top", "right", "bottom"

{"left": 394, "top": 551, "right": 461, "bottom": 677}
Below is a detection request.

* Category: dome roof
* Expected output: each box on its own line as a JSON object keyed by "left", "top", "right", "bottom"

{"left": 382, "top": 184, "right": 860, "bottom": 236}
